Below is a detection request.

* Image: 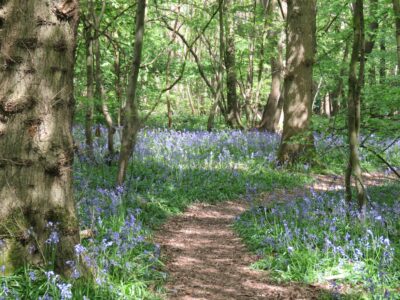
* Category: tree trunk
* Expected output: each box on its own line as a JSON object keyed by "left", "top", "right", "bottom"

{"left": 322, "top": 94, "right": 331, "bottom": 117}
{"left": 113, "top": 42, "right": 123, "bottom": 127}
{"left": 393, "top": 0, "right": 400, "bottom": 70}
{"left": 84, "top": 17, "right": 95, "bottom": 161}
{"left": 93, "top": 35, "right": 115, "bottom": 157}
{"left": 117, "top": 0, "right": 146, "bottom": 185}
{"left": 0, "top": 0, "right": 80, "bottom": 275}
{"left": 187, "top": 86, "right": 196, "bottom": 115}
{"left": 379, "top": 40, "right": 386, "bottom": 83}
{"left": 166, "top": 52, "right": 173, "bottom": 128}
{"left": 345, "top": 0, "right": 366, "bottom": 217}
{"left": 224, "top": 0, "right": 240, "bottom": 128}
{"left": 255, "top": 0, "right": 278, "bottom": 125}
{"left": 217, "top": 0, "right": 226, "bottom": 119}
{"left": 165, "top": 5, "right": 180, "bottom": 129}
{"left": 244, "top": 0, "right": 257, "bottom": 126}
{"left": 277, "top": 0, "right": 316, "bottom": 164}
{"left": 331, "top": 40, "right": 350, "bottom": 115}
{"left": 365, "top": 0, "right": 378, "bottom": 85}
{"left": 260, "top": 13, "right": 285, "bottom": 132}
{"left": 91, "top": 0, "right": 115, "bottom": 157}
{"left": 365, "top": 0, "right": 378, "bottom": 55}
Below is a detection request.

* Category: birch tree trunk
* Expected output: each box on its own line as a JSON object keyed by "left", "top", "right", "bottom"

{"left": 0, "top": 0, "right": 80, "bottom": 275}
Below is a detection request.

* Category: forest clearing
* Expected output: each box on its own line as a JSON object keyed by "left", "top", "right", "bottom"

{"left": 1, "top": 0, "right": 400, "bottom": 299}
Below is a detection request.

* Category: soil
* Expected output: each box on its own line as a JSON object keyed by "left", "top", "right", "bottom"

{"left": 154, "top": 173, "right": 398, "bottom": 300}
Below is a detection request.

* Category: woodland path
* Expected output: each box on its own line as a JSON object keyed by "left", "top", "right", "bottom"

{"left": 154, "top": 173, "right": 396, "bottom": 300}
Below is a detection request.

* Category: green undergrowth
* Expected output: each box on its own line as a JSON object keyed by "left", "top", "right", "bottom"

{"left": 1, "top": 128, "right": 309, "bottom": 299}
{"left": 234, "top": 182, "right": 400, "bottom": 299}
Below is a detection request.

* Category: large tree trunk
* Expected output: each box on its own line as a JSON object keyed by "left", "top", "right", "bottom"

{"left": 393, "top": 0, "right": 400, "bottom": 70}
{"left": 277, "top": 0, "right": 316, "bottom": 164}
{"left": 345, "top": 0, "right": 366, "bottom": 217}
{"left": 0, "top": 0, "right": 80, "bottom": 275}
{"left": 117, "top": 0, "right": 146, "bottom": 185}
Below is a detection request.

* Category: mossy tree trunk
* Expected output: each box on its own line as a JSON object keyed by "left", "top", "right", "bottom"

{"left": 277, "top": 0, "right": 316, "bottom": 164}
{"left": 0, "top": 0, "right": 80, "bottom": 275}
{"left": 345, "top": 0, "right": 366, "bottom": 217}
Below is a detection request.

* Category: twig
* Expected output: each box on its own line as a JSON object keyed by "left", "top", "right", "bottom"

{"left": 360, "top": 145, "right": 400, "bottom": 179}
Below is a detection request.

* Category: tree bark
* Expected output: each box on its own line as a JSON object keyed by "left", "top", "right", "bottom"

{"left": 260, "top": 1, "right": 285, "bottom": 133}
{"left": 379, "top": 40, "right": 386, "bottom": 83}
{"left": 365, "top": 0, "right": 378, "bottom": 55}
{"left": 224, "top": 0, "right": 241, "bottom": 128}
{"left": 218, "top": 0, "right": 226, "bottom": 118}
{"left": 331, "top": 39, "right": 350, "bottom": 115}
{"left": 244, "top": 0, "right": 257, "bottom": 126}
{"left": 117, "top": 0, "right": 146, "bottom": 185}
{"left": 277, "top": 0, "right": 316, "bottom": 164}
{"left": 345, "top": 0, "right": 367, "bottom": 217}
{"left": 91, "top": 0, "right": 115, "bottom": 158}
{"left": 94, "top": 38, "right": 115, "bottom": 157}
{"left": 113, "top": 42, "right": 123, "bottom": 127}
{"left": 0, "top": 0, "right": 80, "bottom": 275}
{"left": 83, "top": 16, "right": 95, "bottom": 161}
{"left": 165, "top": 4, "right": 180, "bottom": 129}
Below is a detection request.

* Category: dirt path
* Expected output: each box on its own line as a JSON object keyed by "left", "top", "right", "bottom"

{"left": 155, "top": 201, "right": 320, "bottom": 300}
{"left": 154, "top": 173, "right": 397, "bottom": 300}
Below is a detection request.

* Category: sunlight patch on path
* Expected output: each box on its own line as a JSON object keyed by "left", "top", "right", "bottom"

{"left": 154, "top": 172, "right": 397, "bottom": 299}
{"left": 155, "top": 201, "right": 320, "bottom": 299}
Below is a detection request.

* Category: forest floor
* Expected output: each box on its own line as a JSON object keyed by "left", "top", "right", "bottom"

{"left": 154, "top": 172, "right": 397, "bottom": 300}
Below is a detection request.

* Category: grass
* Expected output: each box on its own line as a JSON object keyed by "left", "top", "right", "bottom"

{"left": 234, "top": 183, "right": 400, "bottom": 299}
{"left": 1, "top": 114, "right": 399, "bottom": 299}
{"left": 1, "top": 127, "right": 308, "bottom": 299}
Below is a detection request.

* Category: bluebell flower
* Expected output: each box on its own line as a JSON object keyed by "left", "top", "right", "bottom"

{"left": 38, "top": 294, "right": 53, "bottom": 300}
{"left": 29, "top": 271, "right": 36, "bottom": 281}
{"left": 74, "top": 244, "right": 86, "bottom": 255}
{"left": 57, "top": 283, "right": 72, "bottom": 300}
{"left": 46, "top": 231, "right": 59, "bottom": 245}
